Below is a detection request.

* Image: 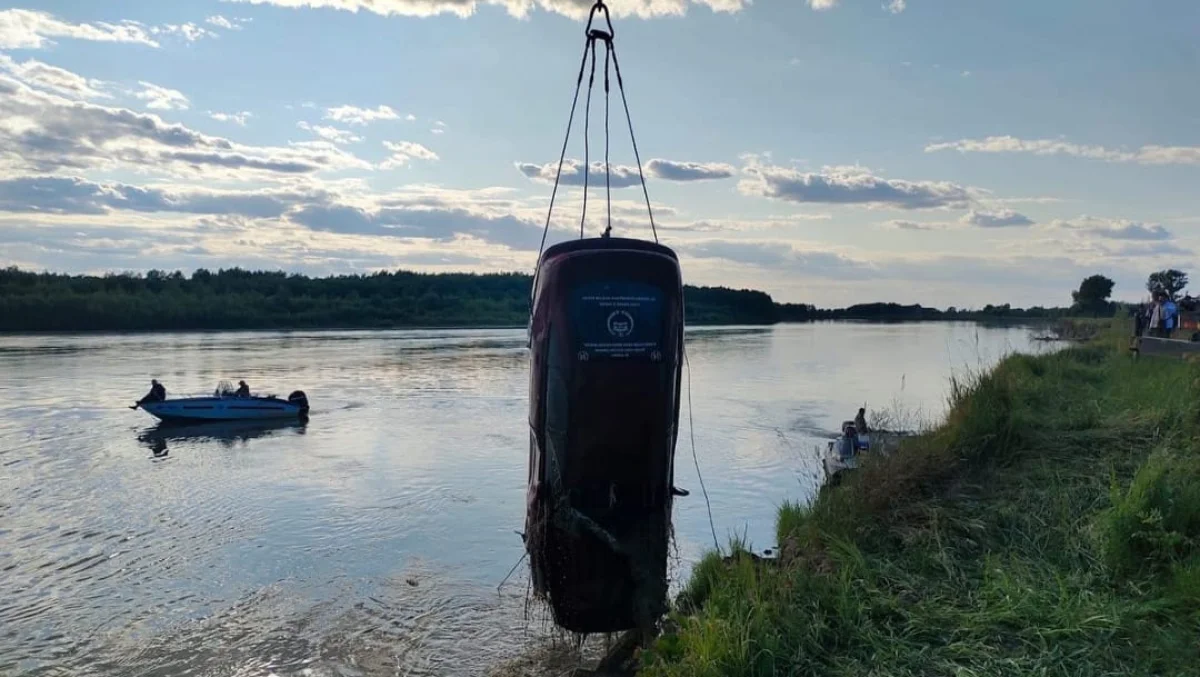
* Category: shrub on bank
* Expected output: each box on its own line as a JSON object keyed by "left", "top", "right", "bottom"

{"left": 1103, "top": 448, "right": 1200, "bottom": 576}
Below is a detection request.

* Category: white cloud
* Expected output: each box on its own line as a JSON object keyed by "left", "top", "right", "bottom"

{"left": 206, "top": 15, "right": 251, "bottom": 30}
{"left": 1007, "top": 234, "right": 1190, "bottom": 264}
{"left": 297, "top": 121, "right": 363, "bottom": 144}
{"left": 987, "top": 196, "right": 1064, "bottom": 206}
{"left": 4, "top": 172, "right": 1184, "bottom": 308}
{"left": 518, "top": 157, "right": 736, "bottom": 187}
{"left": 0, "top": 176, "right": 560, "bottom": 268}
{"left": 0, "top": 176, "right": 323, "bottom": 218}
{"left": 0, "top": 210, "right": 498, "bottom": 279}
{"left": 960, "top": 209, "right": 1033, "bottom": 228}
{"left": 291, "top": 204, "right": 544, "bottom": 251}
{"left": 809, "top": 0, "right": 839, "bottom": 10}
{"left": 5, "top": 178, "right": 1171, "bottom": 305}
{"left": 670, "top": 214, "right": 831, "bottom": 232}
{"left": 700, "top": 0, "right": 750, "bottom": 12}
{"left": 0, "top": 8, "right": 159, "bottom": 49}
{"left": 1108, "top": 241, "right": 1191, "bottom": 257}
{"left": 220, "top": 0, "right": 750, "bottom": 20}
{"left": 517, "top": 159, "right": 646, "bottom": 188}
{"left": 926, "top": 135, "right": 1200, "bottom": 166}
{"left": 1137, "top": 146, "right": 1200, "bottom": 165}
{"left": 883, "top": 219, "right": 943, "bottom": 231}
{"left": 884, "top": 0, "right": 906, "bottom": 13}
{"left": 381, "top": 141, "right": 439, "bottom": 168}
{"left": 0, "top": 54, "right": 110, "bottom": 99}
{"left": 151, "top": 23, "right": 218, "bottom": 42}
{"left": 210, "top": 111, "right": 253, "bottom": 126}
{"left": 571, "top": 210, "right": 833, "bottom": 236}
{"left": 1050, "top": 216, "right": 1172, "bottom": 241}
{"left": 681, "top": 239, "right": 867, "bottom": 272}
{"left": 738, "top": 161, "right": 972, "bottom": 210}
{"left": 645, "top": 159, "right": 736, "bottom": 181}
{"left": 926, "top": 136, "right": 1125, "bottom": 160}
{"left": 135, "top": 81, "right": 190, "bottom": 111}
{"left": 0, "top": 75, "right": 370, "bottom": 179}
{"left": 862, "top": 254, "right": 1155, "bottom": 301}
{"left": 325, "top": 104, "right": 400, "bottom": 125}
{"left": 406, "top": 113, "right": 417, "bottom": 122}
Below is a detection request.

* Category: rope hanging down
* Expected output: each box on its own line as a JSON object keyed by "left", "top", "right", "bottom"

{"left": 534, "top": 0, "right": 660, "bottom": 269}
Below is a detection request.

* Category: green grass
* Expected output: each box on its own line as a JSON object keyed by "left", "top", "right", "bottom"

{"left": 643, "top": 329, "right": 1200, "bottom": 677}
{"left": 1044, "top": 316, "right": 1114, "bottom": 341}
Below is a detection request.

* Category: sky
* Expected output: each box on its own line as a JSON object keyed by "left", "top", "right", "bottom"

{"left": 0, "top": 0, "right": 1197, "bottom": 308}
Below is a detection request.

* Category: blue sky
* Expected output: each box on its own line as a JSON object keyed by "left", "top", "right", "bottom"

{"left": 1, "top": 0, "right": 1197, "bottom": 307}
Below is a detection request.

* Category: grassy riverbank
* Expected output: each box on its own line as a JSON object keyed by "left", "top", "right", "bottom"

{"left": 643, "top": 327, "right": 1200, "bottom": 676}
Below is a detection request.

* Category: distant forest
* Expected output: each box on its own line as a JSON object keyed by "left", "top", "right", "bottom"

{"left": 0, "top": 267, "right": 1071, "bottom": 332}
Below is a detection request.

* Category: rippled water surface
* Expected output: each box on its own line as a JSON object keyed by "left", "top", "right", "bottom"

{"left": 0, "top": 323, "right": 1047, "bottom": 675}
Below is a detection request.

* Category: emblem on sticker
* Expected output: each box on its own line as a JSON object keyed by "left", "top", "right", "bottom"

{"left": 606, "top": 310, "right": 634, "bottom": 337}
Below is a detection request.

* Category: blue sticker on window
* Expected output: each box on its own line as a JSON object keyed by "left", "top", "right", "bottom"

{"left": 569, "top": 282, "right": 664, "bottom": 361}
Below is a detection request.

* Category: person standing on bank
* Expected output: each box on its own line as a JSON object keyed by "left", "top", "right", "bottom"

{"left": 1162, "top": 294, "right": 1179, "bottom": 338}
{"left": 1149, "top": 293, "right": 1164, "bottom": 337}
{"left": 854, "top": 407, "right": 870, "bottom": 435}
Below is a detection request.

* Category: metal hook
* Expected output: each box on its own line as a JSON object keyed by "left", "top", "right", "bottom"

{"left": 584, "top": 0, "right": 615, "bottom": 40}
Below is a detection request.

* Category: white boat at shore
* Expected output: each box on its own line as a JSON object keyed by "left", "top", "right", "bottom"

{"left": 138, "top": 390, "right": 309, "bottom": 422}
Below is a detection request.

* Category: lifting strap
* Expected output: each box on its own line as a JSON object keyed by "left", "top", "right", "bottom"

{"left": 533, "top": 0, "right": 660, "bottom": 269}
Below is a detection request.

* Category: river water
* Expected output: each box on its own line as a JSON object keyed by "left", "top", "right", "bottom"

{"left": 0, "top": 322, "right": 1047, "bottom": 676}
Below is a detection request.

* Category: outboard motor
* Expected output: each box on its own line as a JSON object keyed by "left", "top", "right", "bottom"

{"left": 525, "top": 236, "right": 685, "bottom": 633}
{"left": 287, "top": 390, "right": 310, "bottom": 417}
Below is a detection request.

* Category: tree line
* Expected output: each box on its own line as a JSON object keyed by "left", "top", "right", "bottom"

{"left": 1, "top": 266, "right": 1078, "bottom": 332}
{"left": 776, "top": 301, "right": 1069, "bottom": 322}
{"left": 0, "top": 267, "right": 790, "bottom": 331}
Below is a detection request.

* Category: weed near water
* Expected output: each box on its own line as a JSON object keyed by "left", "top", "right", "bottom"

{"left": 643, "top": 339, "right": 1200, "bottom": 677}
{"left": 1039, "top": 316, "right": 1113, "bottom": 342}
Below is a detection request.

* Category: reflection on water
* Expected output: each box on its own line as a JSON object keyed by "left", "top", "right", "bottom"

{"left": 0, "top": 323, "right": 1048, "bottom": 675}
{"left": 137, "top": 419, "right": 309, "bottom": 456}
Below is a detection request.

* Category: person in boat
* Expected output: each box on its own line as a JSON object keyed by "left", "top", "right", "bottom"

{"left": 130, "top": 379, "right": 166, "bottom": 409}
{"left": 235, "top": 380, "right": 250, "bottom": 397}
{"left": 854, "top": 407, "right": 870, "bottom": 435}
{"left": 836, "top": 420, "right": 861, "bottom": 460}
